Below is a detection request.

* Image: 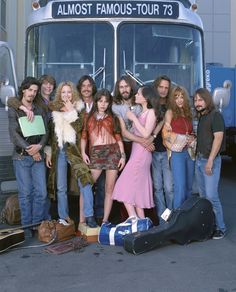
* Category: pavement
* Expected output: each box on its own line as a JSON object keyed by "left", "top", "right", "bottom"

{"left": 0, "top": 157, "right": 236, "bottom": 292}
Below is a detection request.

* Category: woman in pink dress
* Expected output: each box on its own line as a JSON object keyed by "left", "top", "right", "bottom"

{"left": 112, "top": 86, "right": 159, "bottom": 218}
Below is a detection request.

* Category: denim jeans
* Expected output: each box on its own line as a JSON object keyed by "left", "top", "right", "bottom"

{"left": 171, "top": 149, "right": 195, "bottom": 209}
{"left": 78, "top": 179, "right": 94, "bottom": 217}
{"left": 195, "top": 155, "right": 226, "bottom": 232}
{"left": 57, "top": 148, "right": 95, "bottom": 219}
{"left": 13, "top": 156, "right": 47, "bottom": 225}
{"left": 56, "top": 149, "right": 69, "bottom": 219}
{"left": 152, "top": 151, "right": 173, "bottom": 223}
{"left": 94, "top": 171, "right": 105, "bottom": 218}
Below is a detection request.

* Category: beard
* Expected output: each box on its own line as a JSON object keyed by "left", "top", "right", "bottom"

{"left": 195, "top": 106, "right": 206, "bottom": 113}
{"left": 121, "top": 92, "right": 132, "bottom": 100}
{"left": 25, "top": 96, "right": 35, "bottom": 103}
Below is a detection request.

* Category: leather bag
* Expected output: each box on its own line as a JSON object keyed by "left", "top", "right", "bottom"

{"left": 38, "top": 219, "right": 75, "bottom": 243}
{"left": 1, "top": 194, "right": 21, "bottom": 225}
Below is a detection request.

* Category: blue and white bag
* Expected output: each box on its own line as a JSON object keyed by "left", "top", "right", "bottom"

{"left": 98, "top": 216, "right": 153, "bottom": 246}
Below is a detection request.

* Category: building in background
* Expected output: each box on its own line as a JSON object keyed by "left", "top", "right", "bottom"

{"left": 2, "top": 0, "right": 32, "bottom": 83}
{"left": 196, "top": 0, "right": 236, "bottom": 67}
{"left": 1, "top": 0, "right": 236, "bottom": 84}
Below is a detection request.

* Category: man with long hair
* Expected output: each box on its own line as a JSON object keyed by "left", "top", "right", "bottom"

{"left": 194, "top": 88, "right": 226, "bottom": 239}
{"left": 8, "top": 77, "right": 49, "bottom": 237}
{"left": 151, "top": 75, "right": 173, "bottom": 224}
{"left": 112, "top": 75, "right": 150, "bottom": 159}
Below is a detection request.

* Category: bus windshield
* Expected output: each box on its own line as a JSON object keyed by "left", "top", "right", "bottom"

{"left": 26, "top": 22, "right": 114, "bottom": 90}
{"left": 26, "top": 21, "right": 204, "bottom": 95}
{"left": 119, "top": 23, "right": 204, "bottom": 95}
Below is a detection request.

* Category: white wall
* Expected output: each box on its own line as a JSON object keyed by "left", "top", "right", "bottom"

{"left": 196, "top": 0, "right": 232, "bottom": 67}
{"left": 231, "top": 0, "right": 236, "bottom": 66}
{"left": 6, "top": 0, "right": 32, "bottom": 83}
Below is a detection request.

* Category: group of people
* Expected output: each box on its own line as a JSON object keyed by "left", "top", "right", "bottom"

{"left": 7, "top": 73, "right": 226, "bottom": 240}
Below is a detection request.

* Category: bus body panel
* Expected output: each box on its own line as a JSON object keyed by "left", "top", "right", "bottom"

{"left": 0, "top": 41, "right": 18, "bottom": 193}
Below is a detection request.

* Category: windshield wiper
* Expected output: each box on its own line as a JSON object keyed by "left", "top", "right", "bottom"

{"left": 90, "top": 66, "right": 104, "bottom": 79}
{"left": 125, "top": 70, "right": 144, "bottom": 86}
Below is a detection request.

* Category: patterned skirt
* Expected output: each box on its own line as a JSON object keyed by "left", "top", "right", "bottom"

{"left": 89, "top": 143, "right": 121, "bottom": 170}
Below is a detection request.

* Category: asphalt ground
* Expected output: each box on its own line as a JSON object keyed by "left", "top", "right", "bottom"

{"left": 0, "top": 157, "right": 236, "bottom": 292}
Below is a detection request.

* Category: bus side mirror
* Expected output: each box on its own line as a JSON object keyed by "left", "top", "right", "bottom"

{"left": 0, "top": 81, "right": 16, "bottom": 107}
{"left": 212, "top": 80, "right": 232, "bottom": 112}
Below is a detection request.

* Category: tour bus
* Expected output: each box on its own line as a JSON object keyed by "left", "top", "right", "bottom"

{"left": 0, "top": 0, "right": 232, "bottom": 193}
{"left": 0, "top": 41, "right": 18, "bottom": 193}
{"left": 25, "top": 0, "right": 233, "bottom": 161}
{"left": 26, "top": 0, "right": 204, "bottom": 95}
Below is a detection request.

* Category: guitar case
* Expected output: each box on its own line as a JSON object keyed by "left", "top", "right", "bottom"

{"left": 0, "top": 222, "right": 41, "bottom": 253}
{"left": 123, "top": 195, "right": 215, "bottom": 255}
{"left": 0, "top": 229, "right": 25, "bottom": 253}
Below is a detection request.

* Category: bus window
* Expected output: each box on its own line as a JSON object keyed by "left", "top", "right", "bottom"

{"left": 26, "top": 22, "right": 114, "bottom": 89}
{"left": 118, "top": 23, "right": 203, "bottom": 95}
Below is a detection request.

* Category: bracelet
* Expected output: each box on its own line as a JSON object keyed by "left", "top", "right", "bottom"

{"left": 120, "top": 152, "right": 126, "bottom": 159}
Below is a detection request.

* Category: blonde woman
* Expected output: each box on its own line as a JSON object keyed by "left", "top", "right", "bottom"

{"left": 45, "top": 81, "right": 97, "bottom": 227}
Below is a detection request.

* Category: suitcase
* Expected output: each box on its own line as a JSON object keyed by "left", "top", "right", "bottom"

{"left": 77, "top": 223, "right": 100, "bottom": 243}
{"left": 123, "top": 195, "right": 215, "bottom": 255}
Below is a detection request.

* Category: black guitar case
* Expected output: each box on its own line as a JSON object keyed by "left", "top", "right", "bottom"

{"left": 0, "top": 228, "right": 25, "bottom": 253}
{"left": 123, "top": 195, "right": 215, "bottom": 255}
{"left": 0, "top": 222, "right": 41, "bottom": 253}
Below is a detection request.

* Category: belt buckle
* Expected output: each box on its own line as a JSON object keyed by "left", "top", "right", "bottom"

{"left": 197, "top": 152, "right": 204, "bottom": 159}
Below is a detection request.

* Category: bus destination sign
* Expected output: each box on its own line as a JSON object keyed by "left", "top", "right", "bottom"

{"left": 52, "top": 1, "right": 179, "bottom": 19}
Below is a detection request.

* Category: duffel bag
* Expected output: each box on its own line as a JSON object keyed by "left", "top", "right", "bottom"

{"left": 98, "top": 216, "right": 153, "bottom": 246}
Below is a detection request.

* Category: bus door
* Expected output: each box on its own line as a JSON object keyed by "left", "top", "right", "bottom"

{"left": 0, "top": 41, "right": 18, "bottom": 193}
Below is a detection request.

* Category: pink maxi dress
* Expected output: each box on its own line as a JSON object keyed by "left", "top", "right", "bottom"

{"left": 112, "top": 110, "right": 155, "bottom": 209}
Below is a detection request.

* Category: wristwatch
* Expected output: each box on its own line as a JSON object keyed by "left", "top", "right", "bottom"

{"left": 151, "top": 133, "right": 157, "bottom": 139}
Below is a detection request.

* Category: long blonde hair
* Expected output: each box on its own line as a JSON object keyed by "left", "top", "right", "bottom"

{"left": 54, "top": 81, "right": 80, "bottom": 104}
{"left": 168, "top": 85, "right": 192, "bottom": 120}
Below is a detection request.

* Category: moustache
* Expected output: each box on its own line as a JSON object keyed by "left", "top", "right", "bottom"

{"left": 195, "top": 107, "right": 205, "bottom": 113}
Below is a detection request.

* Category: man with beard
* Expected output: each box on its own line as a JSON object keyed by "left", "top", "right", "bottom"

{"left": 76, "top": 75, "right": 105, "bottom": 224}
{"left": 194, "top": 88, "right": 226, "bottom": 239}
{"left": 7, "top": 75, "right": 56, "bottom": 220}
{"left": 8, "top": 77, "right": 49, "bottom": 237}
{"left": 7, "top": 74, "right": 56, "bottom": 121}
{"left": 150, "top": 75, "right": 173, "bottom": 224}
{"left": 112, "top": 75, "right": 151, "bottom": 159}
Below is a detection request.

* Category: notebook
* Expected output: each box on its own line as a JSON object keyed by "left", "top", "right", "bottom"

{"left": 18, "top": 115, "right": 46, "bottom": 137}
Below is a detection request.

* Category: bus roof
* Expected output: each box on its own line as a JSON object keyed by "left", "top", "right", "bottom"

{"left": 28, "top": 0, "right": 203, "bottom": 30}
